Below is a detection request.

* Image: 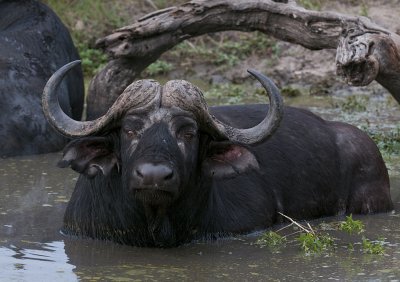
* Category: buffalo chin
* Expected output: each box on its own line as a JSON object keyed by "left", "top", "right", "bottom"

{"left": 133, "top": 189, "right": 175, "bottom": 206}
{"left": 135, "top": 190, "right": 177, "bottom": 246}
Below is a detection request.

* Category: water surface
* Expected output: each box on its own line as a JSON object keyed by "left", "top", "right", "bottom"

{"left": 1, "top": 92, "right": 400, "bottom": 281}
{"left": 0, "top": 153, "right": 400, "bottom": 281}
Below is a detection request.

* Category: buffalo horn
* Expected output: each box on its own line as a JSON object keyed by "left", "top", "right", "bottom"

{"left": 215, "top": 69, "right": 284, "bottom": 144}
{"left": 42, "top": 60, "right": 160, "bottom": 137}
{"left": 163, "top": 70, "right": 284, "bottom": 145}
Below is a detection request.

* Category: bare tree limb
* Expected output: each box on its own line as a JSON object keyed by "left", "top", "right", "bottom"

{"left": 87, "top": 0, "right": 400, "bottom": 118}
{"left": 336, "top": 26, "right": 400, "bottom": 103}
{"left": 95, "top": 0, "right": 391, "bottom": 58}
{"left": 278, "top": 212, "right": 314, "bottom": 234}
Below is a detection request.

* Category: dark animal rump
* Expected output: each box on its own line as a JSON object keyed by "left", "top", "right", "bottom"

{"left": 209, "top": 104, "right": 391, "bottom": 219}
{"left": 0, "top": 0, "right": 84, "bottom": 156}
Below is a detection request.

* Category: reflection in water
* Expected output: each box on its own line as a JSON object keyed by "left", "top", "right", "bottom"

{"left": 0, "top": 152, "right": 400, "bottom": 280}
{"left": 0, "top": 242, "right": 77, "bottom": 281}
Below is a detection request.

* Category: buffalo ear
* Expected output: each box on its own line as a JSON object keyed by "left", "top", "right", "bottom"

{"left": 58, "top": 137, "right": 119, "bottom": 178}
{"left": 202, "top": 142, "right": 259, "bottom": 178}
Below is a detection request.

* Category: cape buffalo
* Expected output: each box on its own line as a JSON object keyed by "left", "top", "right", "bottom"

{"left": 43, "top": 61, "right": 392, "bottom": 247}
{"left": 0, "top": 0, "right": 83, "bottom": 157}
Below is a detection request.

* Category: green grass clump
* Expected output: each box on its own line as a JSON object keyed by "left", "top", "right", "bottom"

{"left": 339, "top": 214, "right": 365, "bottom": 235}
{"left": 362, "top": 237, "right": 385, "bottom": 255}
{"left": 340, "top": 95, "right": 369, "bottom": 112}
{"left": 256, "top": 231, "right": 286, "bottom": 248}
{"left": 77, "top": 44, "right": 108, "bottom": 77}
{"left": 366, "top": 128, "right": 400, "bottom": 156}
{"left": 257, "top": 213, "right": 388, "bottom": 256}
{"left": 205, "top": 83, "right": 247, "bottom": 104}
{"left": 297, "top": 232, "right": 334, "bottom": 254}
{"left": 145, "top": 60, "right": 174, "bottom": 76}
{"left": 281, "top": 86, "right": 302, "bottom": 98}
{"left": 206, "top": 84, "right": 246, "bottom": 98}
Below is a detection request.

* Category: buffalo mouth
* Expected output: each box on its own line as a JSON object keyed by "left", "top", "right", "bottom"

{"left": 133, "top": 188, "right": 175, "bottom": 206}
{"left": 129, "top": 161, "right": 179, "bottom": 206}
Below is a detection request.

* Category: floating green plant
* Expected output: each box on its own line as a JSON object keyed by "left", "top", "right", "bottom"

{"left": 339, "top": 214, "right": 365, "bottom": 235}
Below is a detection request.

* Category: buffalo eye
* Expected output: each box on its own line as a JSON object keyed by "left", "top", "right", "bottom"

{"left": 177, "top": 127, "right": 197, "bottom": 142}
{"left": 123, "top": 128, "right": 136, "bottom": 138}
{"left": 173, "top": 117, "right": 198, "bottom": 143}
{"left": 183, "top": 132, "right": 195, "bottom": 141}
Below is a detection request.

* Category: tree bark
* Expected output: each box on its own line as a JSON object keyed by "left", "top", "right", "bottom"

{"left": 87, "top": 58, "right": 156, "bottom": 119}
{"left": 87, "top": 0, "right": 400, "bottom": 118}
{"left": 336, "top": 27, "right": 400, "bottom": 103}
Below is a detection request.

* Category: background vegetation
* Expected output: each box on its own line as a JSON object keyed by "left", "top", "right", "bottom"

{"left": 41, "top": 0, "right": 372, "bottom": 79}
{"left": 42, "top": 0, "right": 400, "bottom": 172}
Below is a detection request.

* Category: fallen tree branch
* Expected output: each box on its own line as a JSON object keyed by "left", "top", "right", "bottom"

{"left": 87, "top": 0, "right": 400, "bottom": 118}
{"left": 95, "top": 0, "right": 390, "bottom": 58}
{"left": 278, "top": 212, "right": 314, "bottom": 234}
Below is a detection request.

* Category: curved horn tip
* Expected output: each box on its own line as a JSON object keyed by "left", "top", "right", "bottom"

{"left": 61, "top": 60, "right": 81, "bottom": 70}
{"left": 247, "top": 69, "right": 272, "bottom": 82}
{"left": 42, "top": 59, "right": 84, "bottom": 137}
{"left": 247, "top": 68, "right": 260, "bottom": 76}
{"left": 247, "top": 69, "right": 281, "bottom": 93}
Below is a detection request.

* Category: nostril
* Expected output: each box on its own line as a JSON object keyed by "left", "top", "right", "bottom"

{"left": 164, "top": 170, "right": 174, "bottom": 181}
{"left": 135, "top": 169, "right": 144, "bottom": 178}
{"left": 134, "top": 163, "right": 175, "bottom": 186}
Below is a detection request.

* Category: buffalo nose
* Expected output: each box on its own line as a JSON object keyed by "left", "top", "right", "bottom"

{"left": 134, "top": 163, "right": 174, "bottom": 186}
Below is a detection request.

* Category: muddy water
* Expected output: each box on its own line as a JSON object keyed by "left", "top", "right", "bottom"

{"left": 1, "top": 93, "right": 400, "bottom": 281}
{"left": 0, "top": 153, "right": 399, "bottom": 281}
